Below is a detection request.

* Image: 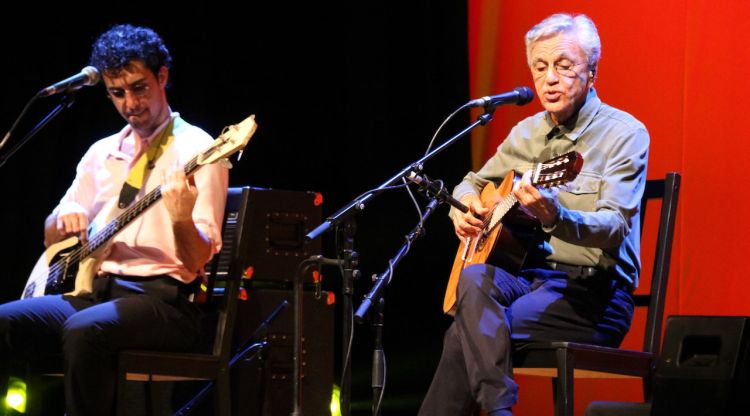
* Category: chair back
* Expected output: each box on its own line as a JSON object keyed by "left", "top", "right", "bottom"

{"left": 205, "top": 186, "right": 254, "bottom": 357}
{"left": 637, "top": 172, "right": 681, "bottom": 356}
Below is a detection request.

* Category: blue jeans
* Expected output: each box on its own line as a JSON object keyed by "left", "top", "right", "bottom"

{"left": 418, "top": 265, "right": 634, "bottom": 415}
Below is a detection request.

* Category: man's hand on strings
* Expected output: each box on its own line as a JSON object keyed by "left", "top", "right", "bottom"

{"left": 452, "top": 194, "right": 490, "bottom": 241}
{"left": 512, "top": 170, "right": 561, "bottom": 227}
{"left": 161, "top": 162, "right": 198, "bottom": 224}
{"left": 53, "top": 212, "right": 89, "bottom": 244}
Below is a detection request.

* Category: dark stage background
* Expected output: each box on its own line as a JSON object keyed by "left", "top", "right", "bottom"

{"left": 1, "top": 2, "right": 471, "bottom": 414}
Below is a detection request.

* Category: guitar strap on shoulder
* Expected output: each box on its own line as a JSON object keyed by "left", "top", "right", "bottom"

{"left": 118, "top": 117, "right": 178, "bottom": 208}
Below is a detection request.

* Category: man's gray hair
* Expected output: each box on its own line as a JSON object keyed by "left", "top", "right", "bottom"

{"left": 524, "top": 13, "right": 601, "bottom": 70}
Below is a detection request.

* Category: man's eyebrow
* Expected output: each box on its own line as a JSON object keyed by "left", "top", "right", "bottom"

{"left": 106, "top": 77, "right": 148, "bottom": 90}
{"left": 533, "top": 53, "right": 574, "bottom": 63}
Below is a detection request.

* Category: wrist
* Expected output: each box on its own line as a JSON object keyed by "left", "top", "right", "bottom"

{"left": 542, "top": 205, "right": 561, "bottom": 230}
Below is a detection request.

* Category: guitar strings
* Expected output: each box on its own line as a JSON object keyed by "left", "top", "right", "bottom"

{"left": 481, "top": 193, "right": 519, "bottom": 237}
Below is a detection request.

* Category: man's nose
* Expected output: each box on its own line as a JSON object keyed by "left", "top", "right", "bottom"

{"left": 123, "top": 92, "right": 142, "bottom": 109}
{"left": 544, "top": 67, "right": 560, "bottom": 83}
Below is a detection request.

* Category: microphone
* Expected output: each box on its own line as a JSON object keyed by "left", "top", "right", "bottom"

{"left": 37, "top": 66, "right": 101, "bottom": 97}
{"left": 406, "top": 171, "right": 469, "bottom": 214}
{"left": 467, "top": 86, "right": 534, "bottom": 108}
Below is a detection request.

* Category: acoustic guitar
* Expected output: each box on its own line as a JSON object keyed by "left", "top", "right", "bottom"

{"left": 443, "top": 151, "right": 583, "bottom": 314}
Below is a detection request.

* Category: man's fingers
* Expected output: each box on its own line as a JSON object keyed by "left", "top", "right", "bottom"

{"left": 56, "top": 213, "right": 88, "bottom": 240}
{"left": 468, "top": 200, "right": 489, "bottom": 215}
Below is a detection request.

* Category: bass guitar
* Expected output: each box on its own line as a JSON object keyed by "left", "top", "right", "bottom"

{"left": 22, "top": 115, "right": 258, "bottom": 299}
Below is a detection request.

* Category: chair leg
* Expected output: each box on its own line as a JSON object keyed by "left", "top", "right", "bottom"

{"left": 25, "top": 370, "right": 45, "bottom": 416}
{"left": 116, "top": 368, "right": 127, "bottom": 416}
{"left": 643, "top": 374, "right": 652, "bottom": 402}
{"left": 554, "top": 348, "right": 574, "bottom": 416}
{"left": 144, "top": 380, "right": 154, "bottom": 416}
{"left": 214, "top": 370, "right": 231, "bottom": 416}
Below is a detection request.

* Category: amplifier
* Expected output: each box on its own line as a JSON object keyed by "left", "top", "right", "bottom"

{"left": 219, "top": 187, "right": 322, "bottom": 282}
{"left": 231, "top": 287, "right": 334, "bottom": 416}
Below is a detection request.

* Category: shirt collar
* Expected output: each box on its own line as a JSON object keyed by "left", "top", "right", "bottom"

{"left": 110, "top": 110, "right": 177, "bottom": 159}
{"left": 543, "top": 88, "right": 601, "bottom": 142}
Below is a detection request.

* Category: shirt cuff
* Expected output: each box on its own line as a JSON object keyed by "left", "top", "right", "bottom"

{"left": 541, "top": 204, "right": 563, "bottom": 233}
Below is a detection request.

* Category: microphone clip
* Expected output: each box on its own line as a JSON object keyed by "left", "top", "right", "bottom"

{"left": 405, "top": 170, "right": 469, "bottom": 214}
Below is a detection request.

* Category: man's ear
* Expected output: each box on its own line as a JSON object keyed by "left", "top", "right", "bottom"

{"left": 158, "top": 66, "right": 169, "bottom": 87}
{"left": 588, "top": 67, "right": 597, "bottom": 86}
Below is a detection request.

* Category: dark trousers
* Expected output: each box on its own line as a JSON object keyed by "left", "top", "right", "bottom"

{"left": 419, "top": 264, "right": 634, "bottom": 415}
{"left": 0, "top": 274, "right": 202, "bottom": 416}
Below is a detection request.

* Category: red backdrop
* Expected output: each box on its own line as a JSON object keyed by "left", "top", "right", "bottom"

{"left": 468, "top": 0, "right": 750, "bottom": 414}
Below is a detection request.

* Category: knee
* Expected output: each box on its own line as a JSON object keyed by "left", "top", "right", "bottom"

{"left": 458, "top": 263, "right": 511, "bottom": 304}
{"left": 457, "top": 264, "right": 524, "bottom": 309}
{"left": 457, "top": 264, "right": 490, "bottom": 299}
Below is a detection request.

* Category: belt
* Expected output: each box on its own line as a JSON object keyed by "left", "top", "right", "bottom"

{"left": 545, "top": 261, "right": 600, "bottom": 279}
{"left": 105, "top": 273, "right": 198, "bottom": 296}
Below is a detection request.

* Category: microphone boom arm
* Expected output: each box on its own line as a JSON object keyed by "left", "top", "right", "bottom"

{"left": 0, "top": 92, "right": 77, "bottom": 169}
{"left": 305, "top": 112, "right": 493, "bottom": 241}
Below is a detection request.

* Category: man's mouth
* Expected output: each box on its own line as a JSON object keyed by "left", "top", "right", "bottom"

{"left": 544, "top": 91, "right": 562, "bottom": 101}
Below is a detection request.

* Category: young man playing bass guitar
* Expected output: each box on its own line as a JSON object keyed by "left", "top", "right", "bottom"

{"left": 0, "top": 24, "right": 236, "bottom": 415}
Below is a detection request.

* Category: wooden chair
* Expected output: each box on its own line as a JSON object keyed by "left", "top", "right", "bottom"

{"left": 511, "top": 172, "right": 681, "bottom": 416}
{"left": 116, "top": 186, "right": 253, "bottom": 416}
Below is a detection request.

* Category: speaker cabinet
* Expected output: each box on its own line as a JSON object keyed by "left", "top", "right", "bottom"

{"left": 652, "top": 315, "right": 750, "bottom": 415}
{"left": 231, "top": 288, "right": 334, "bottom": 416}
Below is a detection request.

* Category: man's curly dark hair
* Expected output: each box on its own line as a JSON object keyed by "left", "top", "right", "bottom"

{"left": 89, "top": 24, "right": 172, "bottom": 77}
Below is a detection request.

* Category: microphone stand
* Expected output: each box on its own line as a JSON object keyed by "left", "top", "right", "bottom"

{"left": 352, "top": 105, "right": 500, "bottom": 319}
{"left": 0, "top": 92, "right": 76, "bottom": 169}
{"left": 371, "top": 297, "right": 385, "bottom": 416}
{"left": 354, "top": 197, "right": 439, "bottom": 323}
{"left": 290, "top": 252, "right": 356, "bottom": 416}
{"left": 303, "top": 107, "right": 497, "bottom": 416}
{"left": 358, "top": 196, "right": 440, "bottom": 416}
{"left": 338, "top": 218, "right": 359, "bottom": 416}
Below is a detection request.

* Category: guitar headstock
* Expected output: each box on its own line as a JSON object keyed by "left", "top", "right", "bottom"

{"left": 532, "top": 151, "right": 584, "bottom": 188}
{"left": 198, "top": 115, "right": 258, "bottom": 165}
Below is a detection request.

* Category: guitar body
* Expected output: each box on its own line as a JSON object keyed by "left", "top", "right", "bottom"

{"left": 443, "top": 171, "right": 526, "bottom": 314}
{"left": 23, "top": 236, "right": 80, "bottom": 299}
